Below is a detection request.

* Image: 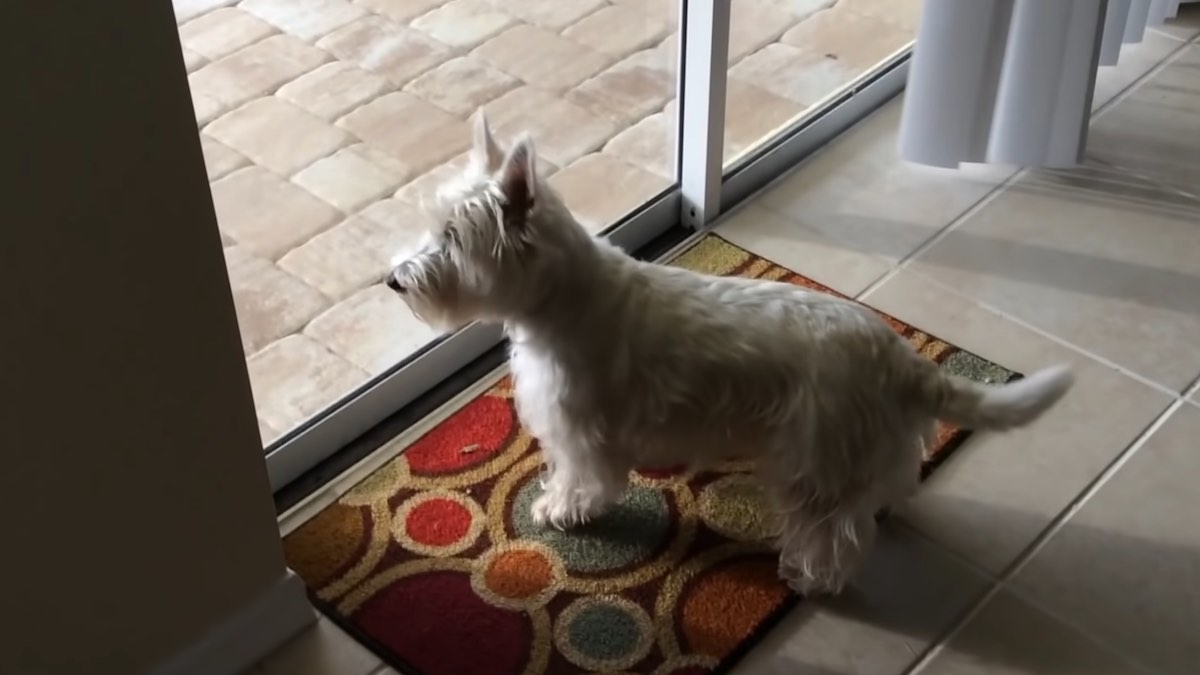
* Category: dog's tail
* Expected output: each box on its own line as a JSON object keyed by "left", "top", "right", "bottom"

{"left": 921, "top": 364, "right": 1074, "bottom": 430}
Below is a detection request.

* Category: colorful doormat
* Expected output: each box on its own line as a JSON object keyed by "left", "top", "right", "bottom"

{"left": 283, "top": 235, "right": 1018, "bottom": 675}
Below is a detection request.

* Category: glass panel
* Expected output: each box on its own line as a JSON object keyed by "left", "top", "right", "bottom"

{"left": 176, "top": 0, "right": 680, "bottom": 448}
{"left": 723, "top": 0, "right": 922, "bottom": 167}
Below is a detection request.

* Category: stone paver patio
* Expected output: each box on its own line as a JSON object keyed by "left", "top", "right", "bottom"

{"left": 177, "top": 0, "right": 919, "bottom": 444}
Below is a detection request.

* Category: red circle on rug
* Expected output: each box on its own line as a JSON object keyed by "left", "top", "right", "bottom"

{"left": 355, "top": 571, "right": 531, "bottom": 675}
{"left": 405, "top": 498, "right": 473, "bottom": 547}
{"left": 405, "top": 396, "right": 515, "bottom": 475}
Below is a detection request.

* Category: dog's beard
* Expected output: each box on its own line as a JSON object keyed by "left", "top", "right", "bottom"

{"left": 401, "top": 288, "right": 473, "bottom": 333}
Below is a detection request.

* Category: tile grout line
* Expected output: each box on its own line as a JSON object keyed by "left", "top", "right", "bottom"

{"left": 1086, "top": 33, "right": 1200, "bottom": 205}
{"left": 1089, "top": 37, "right": 1193, "bottom": 120}
{"left": 849, "top": 40, "right": 1198, "bottom": 402}
{"left": 998, "top": 585, "right": 1165, "bottom": 674}
{"left": 1148, "top": 25, "right": 1194, "bottom": 44}
{"left": 901, "top": 396, "right": 1188, "bottom": 675}
{"left": 886, "top": 527, "right": 1153, "bottom": 675}
{"left": 885, "top": 267, "right": 1187, "bottom": 401}
{"left": 856, "top": 29, "right": 1194, "bottom": 305}
{"left": 852, "top": 164, "right": 1027, "bottom": 301}
{"left": 855, "top": 230, "right": 1190, "bottom": 400}
{"left": 891, "top": 519, "right": 1002, "bottom": 582}
{"left": 1185, "top": 376, "right": 1200, "bottom": 400}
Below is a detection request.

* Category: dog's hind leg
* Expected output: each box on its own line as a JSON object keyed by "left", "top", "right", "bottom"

{"left": 773, "top": 485, "right": 877, "bottom": 596}
{"left": 761, "top": 421, "right": 884, "bottom": 596}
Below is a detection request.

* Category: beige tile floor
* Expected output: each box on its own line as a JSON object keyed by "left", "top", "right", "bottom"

{"left": 251, "top": 11, "right": 1200, "bottom": 675}
{"left": 177, "top": 0, "right": 919, "bottom": 444}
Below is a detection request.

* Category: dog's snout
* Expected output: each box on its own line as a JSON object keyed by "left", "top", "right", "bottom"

{"left": 385, "top": 271, "right": 404, "bottom": 293}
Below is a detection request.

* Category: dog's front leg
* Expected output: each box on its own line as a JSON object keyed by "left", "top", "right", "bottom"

{"left": 530, "top": 443, "right": 627, "bottom": 530}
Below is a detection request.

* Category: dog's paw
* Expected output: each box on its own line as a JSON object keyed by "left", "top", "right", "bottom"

{"left": 531, "top": 493, "right": 569, "bottom": 530}
{"left": 530, "top": 494, "right": 554, "bottom": 528}
{"left": 530, "top": 492, "right": 590, "bottom": 530}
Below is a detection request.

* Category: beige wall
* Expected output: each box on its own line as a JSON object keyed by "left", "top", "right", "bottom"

{"left": 3, "top": 1, "right": 290, "bottom": 673}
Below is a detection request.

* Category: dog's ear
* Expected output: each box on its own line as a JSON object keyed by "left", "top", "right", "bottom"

{"left": 470, "top": 111, "right": 503, "bottom": 173}
{"left": 497, "top": 135, "right": 536, "bottom": 218}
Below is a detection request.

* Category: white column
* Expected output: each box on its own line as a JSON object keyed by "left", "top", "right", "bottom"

{"left": 676, "top": 0, "right": 730, "bottom": 228}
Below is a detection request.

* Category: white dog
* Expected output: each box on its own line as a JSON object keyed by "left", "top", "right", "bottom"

{"left": 385, "top": 114, "right": 1074, "bottom": 595}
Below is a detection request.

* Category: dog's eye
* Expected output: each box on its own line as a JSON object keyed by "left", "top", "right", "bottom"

{"left": 443, "top": 225, "right": 461, "bottom": 248}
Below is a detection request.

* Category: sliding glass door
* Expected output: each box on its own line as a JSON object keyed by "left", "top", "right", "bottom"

{"left": 716, "top": 0, "right": 921, "bottom": 207}
{"left": 722, "top": 0, "right": 921, "bottom": 170}
{"left": 174, "top": 0, "right": 919, "bottom": 490}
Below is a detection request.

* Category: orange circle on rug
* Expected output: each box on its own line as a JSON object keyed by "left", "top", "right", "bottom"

{"left": 679, "top": 558, "right": 791, "bottom": 658}
{"left": 471, "top": 542, "right": 565, "bottom": 612}
{"left": 485, "top": 548, "right": 555, "bottom": 601}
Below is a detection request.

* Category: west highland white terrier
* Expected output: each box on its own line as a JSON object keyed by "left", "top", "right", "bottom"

{"left": 385, "top": 114, "right": 1074, "bottom": 595}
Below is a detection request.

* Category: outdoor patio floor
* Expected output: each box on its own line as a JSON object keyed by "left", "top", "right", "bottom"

{"left": 177, "top": 0, "right": 920, "bottom": 443}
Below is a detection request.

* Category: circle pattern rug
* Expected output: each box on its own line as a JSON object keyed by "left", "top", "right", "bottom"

{"left": 282, "top": 235, "right": 1018, "bottom": 675}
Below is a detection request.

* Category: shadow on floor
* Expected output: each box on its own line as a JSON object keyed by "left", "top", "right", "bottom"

{"left": 743, "top": 493, "right": 1192, "bottom": 674}
{"left": 771, "top": 160, "right": 1200, "bottom": 316}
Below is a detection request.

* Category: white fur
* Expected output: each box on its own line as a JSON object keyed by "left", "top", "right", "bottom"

{"left": 385, "top": 114, "right": 1075, "bottom": 595}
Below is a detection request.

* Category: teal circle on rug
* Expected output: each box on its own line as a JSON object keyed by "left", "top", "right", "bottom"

{"left": 511, "top": 475, "right": 672, "bottom": 573}
{"left": 554, "top": 597, "right": 654, "bottom": 670}
{"left": 567, "top": 603, "right": 641, "bottom": 660}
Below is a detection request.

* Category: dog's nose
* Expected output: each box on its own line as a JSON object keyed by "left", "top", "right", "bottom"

{"left": 385, "top": 272, "right": 403, "bottom": 292}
